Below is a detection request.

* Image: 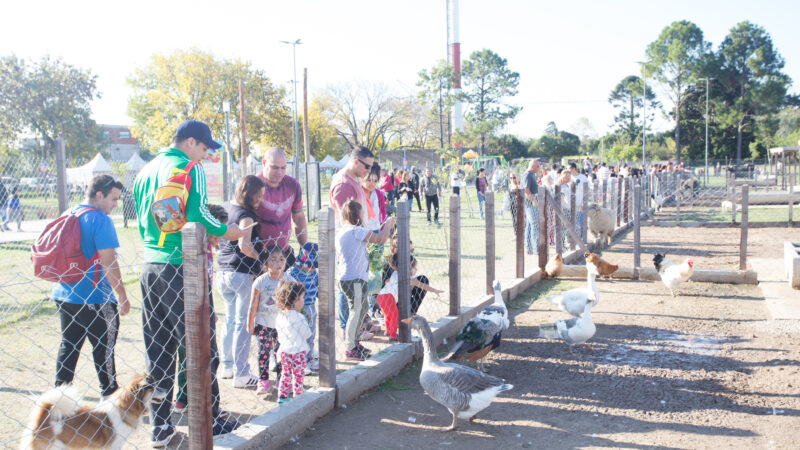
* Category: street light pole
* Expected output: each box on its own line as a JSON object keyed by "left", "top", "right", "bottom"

{"left": 699, "top": 77, "right": 715, "bottom": 185}
{"left": 280, "top": 39, "right": 302, "bottom": 180}
{"left": 636, "top": 61, "right": 648, "bottom": 168}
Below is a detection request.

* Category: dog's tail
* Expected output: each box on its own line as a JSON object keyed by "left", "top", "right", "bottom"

{"left": 21, "top": 386, "right": 80, "bottom": 447}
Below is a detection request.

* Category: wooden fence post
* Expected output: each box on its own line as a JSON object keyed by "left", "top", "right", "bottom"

{"left": 740, "top": 185, "right": 749, "bottom": 270}
{"left": 569, "top": 183, "right": 576, "bottom": 250}
{"left": 181, "top": 223, "right": 213, "bottom": 447}
{"left": 515, "top": 190, "right": 524, "bottom": 278}
{"left": 789, "top": 174, "right": 794, "bottom": 227}
{"left": 449, "top": 195, "right": 461, "bottom": 316}
{"left": 633, "top": 183, "right": 641, "bottom": 280}
{"left": 730, "top": 172, "right": 737, "bottom": 224}
{"left": 317, "top": 208, "right": 336, "bottom": 388}
{"left": 538, "top": 188, "right": 548, "bottom": 273}
{"left": 554, "top": 185, "right": 563, "bottom": 256}
{"left": 485, "top": 192, "right": 495, "bottom": 295}
{"left": 55, "top": 138, "right": 69, "bottom": 214}
{"left": 396, "top": 200, "right": 411, "bottom": 342}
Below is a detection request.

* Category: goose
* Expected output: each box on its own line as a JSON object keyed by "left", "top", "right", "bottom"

{"left": 539, "top": 300, "right": 596, "bottom": 354}
{"left": 445, "top": 281, "right": 508, "bottom": 371}
{"left": 544, "top": 263, "right": 599, "bottom": 317}
{"left": 402, "top": 315, "right": 513, "bottom": 431}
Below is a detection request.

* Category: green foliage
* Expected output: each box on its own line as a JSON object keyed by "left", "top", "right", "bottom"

{"left": 646, "top": 20, "right": 710, "bottom": 161}
{"left": 609, "top": 75, "right": 660, "bottom": 141}
{"left": 459, "top": 49, "right": 520, "bottom": 153}
{"left": 0, "top": 55, "right": 104, "bottom": 159}
{"left": 417, "top": 60, "right": 456, "bottom": 148}
{"left": 127, "top": 48, "right": 292, "bottom": 158}
{"left": 530, "top": 122, "right": 580, "bottom": 161}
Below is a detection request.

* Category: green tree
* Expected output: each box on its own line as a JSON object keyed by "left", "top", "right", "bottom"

{"left": 127, "top": 49, "right": 292, "bottom": 159}
{"left": 646, "top": 20, "right": 711, "bottom": 162}
{"left": 530, "top": 122, "right": 580, "bottom": 161}
{"left": 487, "top": 134, "right": 530, "bottom": 161}
{"left": 299, "top": 95, "right": 344, "bottom": 160}
{"left": 715, "top": 21, "right": 791, "bottom": 164}
{"left": 459, "top": 49, "right": 520, "bottom": 154}
{"left": 608, "top": 75, "right": 660, "bottom": 141}
{"left": 417, "top": 60, "right": 456, "bottom": 148}
{"left": 0, "top": 55, "right": 104, "bottom": 159}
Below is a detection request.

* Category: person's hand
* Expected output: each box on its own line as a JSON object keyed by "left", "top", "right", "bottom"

{"left": 223, "top": 223, "right": 245, "bottom": 241}
{"left": 118, "top": 296, "right": 130, "bottom": 316}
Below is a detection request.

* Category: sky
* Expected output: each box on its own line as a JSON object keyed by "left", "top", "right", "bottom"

{"left": 2, "top": 0, "right": 798, "bottom": 141}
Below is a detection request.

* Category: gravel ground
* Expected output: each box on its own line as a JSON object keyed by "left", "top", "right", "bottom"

{"left": 293, "top": 276, "right": 800, "bottom": 449}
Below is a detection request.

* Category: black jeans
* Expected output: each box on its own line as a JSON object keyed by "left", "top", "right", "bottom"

{"left": 411, "top": 275, "right": 429, "bottom": 315}
{"left": 55, "top": 302, "right": 119, "bottom": 397}
{"left": 412, "top": 191, "right": 422, "bottom": 211}
{"left": 425, "top": 195, "right": 439, "bottom": 222}
{"left": 141, "top": 263, "right": 185, "bottom": 427}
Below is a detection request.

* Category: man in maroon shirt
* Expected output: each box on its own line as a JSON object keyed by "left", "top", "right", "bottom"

{"left": 329, "top": 146, "right": 374, "bottom": 226}
{"left": 256, "top": 147, "right": 308, "bottom": 267}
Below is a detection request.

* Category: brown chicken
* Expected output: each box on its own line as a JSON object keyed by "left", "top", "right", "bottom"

{"left": 544, "top": 254, "right": 563, "bottom": 278}
{"left": 584, "top": 252, "right": 618, "bottom": 278}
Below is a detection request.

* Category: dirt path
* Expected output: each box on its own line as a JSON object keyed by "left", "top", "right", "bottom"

{"left": 293, "top": 277, "right": 800, "bottom": 449}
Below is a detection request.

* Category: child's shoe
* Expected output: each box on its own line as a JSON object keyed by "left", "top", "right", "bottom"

{"left": 278, "top": 397, "right": 291, "bottom": 405}
{"left": 173, "top": 400, "right": 187, "bottom": 414}
{"left": 256, "top": 379, "right": 270, "bottom": 395}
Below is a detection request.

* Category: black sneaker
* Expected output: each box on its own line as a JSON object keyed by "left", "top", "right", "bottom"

{"left": 212, "top": 415, "right": 240, "bottom": 436}
{"left": 151, "top": 424, "right": 176, "bottom": 448}
{"left": 355, "top": 343, "right": 372, "bottom": 357}
{"left": 345, "top": 348, "right": 366, "bottom": 361}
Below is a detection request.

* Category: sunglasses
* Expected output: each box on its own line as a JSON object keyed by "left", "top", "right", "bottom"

{"left": 358, "top": 159, "right": 373, "bottom": 170}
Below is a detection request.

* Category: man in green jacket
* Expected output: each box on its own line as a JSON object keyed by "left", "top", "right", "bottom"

{"left": 133, "top": 120, "right": 243, "bottom": 447}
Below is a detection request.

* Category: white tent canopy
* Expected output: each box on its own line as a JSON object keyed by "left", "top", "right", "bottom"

{"left": 320, "top": 155, "right": 339, "bottom": 169}
{"left": 125, "top": 153, "right": 146, "bottom": 171}
{"left": 336, "top": 155, "right": 350, "bottom": 169}
{"left": 66, "top": 153, "right": 113, "bottom": 185}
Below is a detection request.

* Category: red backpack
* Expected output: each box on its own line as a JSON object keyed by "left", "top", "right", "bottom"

{"left": 31, "top": 206, "right": 101, "bottom": 285}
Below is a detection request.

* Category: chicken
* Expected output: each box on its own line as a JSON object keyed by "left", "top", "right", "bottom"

{"left": 653, "top": 253, "right": 694, "bottom": 296}
{"left": 584, "top": 252, "right": 618, "bottom": 279}
{"left": 544, "top": 254, "right": 563, "bottom": 278}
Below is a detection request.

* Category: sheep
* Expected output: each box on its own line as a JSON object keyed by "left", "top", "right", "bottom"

{"left": 720, "top": 200, "right": 733, "bottom": 213}
{"left": 586, "top": 204, "right": 615, "bottom": 247}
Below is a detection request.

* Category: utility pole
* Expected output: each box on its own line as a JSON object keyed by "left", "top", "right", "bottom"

{"left": 280, "top": 39, "right": 302, "bottom": 180}
{"left": 303, "top": 68, "right": 310, "bottom": 164}
{"left": 223, "top": 101, "right": 231, "bottom": 201}
{"left": 700, "top": 77, "right": 715, "bottom": 185}
{"left": 238, "top": 80, "right": 247, "bottom": 177}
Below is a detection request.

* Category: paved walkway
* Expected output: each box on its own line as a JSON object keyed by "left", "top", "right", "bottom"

{"left": 750, "top": 257, "right": 800, "bottom": 320}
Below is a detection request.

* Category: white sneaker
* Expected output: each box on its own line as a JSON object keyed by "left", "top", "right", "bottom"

{"left": 307, "top": 358, "right": 320, "bottom": 371}
{"left": 219, "top": 367, "right": 233, "bottom": 379}
{"left": 232, "top": 375, "right": 258, "bottom": 389}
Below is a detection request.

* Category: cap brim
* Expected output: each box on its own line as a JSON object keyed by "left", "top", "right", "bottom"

{"left": 205, "top": 139, "right": 222, "bottom": 150}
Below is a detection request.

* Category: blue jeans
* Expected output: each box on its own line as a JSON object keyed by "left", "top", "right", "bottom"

{"left": 337, "top": 291, "right": 348, "bottom": 330}
{"left": 477, "top": 192, "right": 485, "bottom": 219}
{"left": 216, "top": 271, "right": 255, "bottom": 378}
{"left": 302, "top": 303, "right": 317, "bottom": 359}
{"left": 524, "top": 204, "right": 538, "bottom": 254}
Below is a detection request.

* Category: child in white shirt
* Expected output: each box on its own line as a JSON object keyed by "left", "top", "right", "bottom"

{"left": 376, "top": 253, "right": 443, "bottom": 341}
{"left": 274, "top": 280, "right": 310, "bottom": 404}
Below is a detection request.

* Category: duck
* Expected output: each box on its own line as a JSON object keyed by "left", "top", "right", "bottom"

{"left": 445, "top": 281, "right": 508, "bottom": 371}
{"left": 402, "top": 315, "right": 513, "bottom": 431}
{"left": 544, "top": 263, "right": 599, "bottom": 317}
{"left": 538, "top": 300, "right": 596, "bottom": 354}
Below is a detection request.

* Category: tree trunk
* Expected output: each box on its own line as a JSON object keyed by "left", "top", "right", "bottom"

{"left": 736, "top": 81, "right": 745, "bottom": 166}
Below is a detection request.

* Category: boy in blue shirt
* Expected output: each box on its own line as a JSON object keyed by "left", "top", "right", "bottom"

{"left": 285, "top": 242, "right": 319, "bottom": 371}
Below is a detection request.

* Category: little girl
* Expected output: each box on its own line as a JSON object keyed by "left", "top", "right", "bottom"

{"left": 274, "top": 280, "right": 310, "bottom": 404}
{"left": 337, "top": 199, "right": 395, "bottom": 361}
{"left": 376, "top": 253, "right": 443, "bottom": 341}
{"left": 247, "top": 245, "right": 287, "bottom": 395}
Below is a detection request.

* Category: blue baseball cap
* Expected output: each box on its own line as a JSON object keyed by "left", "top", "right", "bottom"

{"left": 175, "top": 120, "right": 221, "bottom": 150}
{"left": 296, "top": 242, "right": 318, "bottom": 269}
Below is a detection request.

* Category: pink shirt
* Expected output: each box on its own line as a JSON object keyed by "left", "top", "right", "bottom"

{"left": 329, "top": 168, "right": 366, "bottom": 226}
{"left": 256, "top": 174, "right": 303, "bottom": 250}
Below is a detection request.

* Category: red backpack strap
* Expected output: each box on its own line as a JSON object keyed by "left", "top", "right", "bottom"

{"left": 73, "top": 206, "right": 102, "bottom": 286}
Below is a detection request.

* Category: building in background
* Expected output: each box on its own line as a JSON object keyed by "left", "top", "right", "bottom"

{"left": 101, "top": 125, "right": 140, "bottom": 162}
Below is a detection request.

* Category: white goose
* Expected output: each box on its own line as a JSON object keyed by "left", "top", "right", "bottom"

{"left": 544, "top": 262, "right": 599, "bottom": 317}
{"left": 402, "top": 315, "right": 513, "bottom": 431}
{"left": 539, "top": 300, "right": 596, "bottom": 354}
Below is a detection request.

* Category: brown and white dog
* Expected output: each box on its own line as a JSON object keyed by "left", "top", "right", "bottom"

{"left": 20, "top": 373, "right": 156, "bottom": 449}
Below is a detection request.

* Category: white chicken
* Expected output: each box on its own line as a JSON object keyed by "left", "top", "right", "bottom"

{"left": 653, "top": 253, "right": 694, "bottom": 296}
{"left": 544, "top": 263, "right": 599, "bottom": 317}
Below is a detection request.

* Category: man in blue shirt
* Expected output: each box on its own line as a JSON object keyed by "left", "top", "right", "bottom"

{"left": 522, "top": 159, "right": 540, "bottom": 254}
{"left": 51, "top": 174, "right": 128, "bottom": 398}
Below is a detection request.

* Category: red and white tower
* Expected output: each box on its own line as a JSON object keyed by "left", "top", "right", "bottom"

{"left": 447, "top": 0, "right": 463, "bottom": 132}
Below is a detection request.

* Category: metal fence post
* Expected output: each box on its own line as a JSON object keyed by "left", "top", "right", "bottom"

{"left": 515, "top": 190, "right": 524, "bottom": 278}
{"left": 633, "top": 183, "right": 641, "bottom": 280}
{"left": 181, "top": 223, "right": 213, "bottom": 447}
{"left": 485, "top": 192, "right": 495, "bottom": 295}
{"left": 676, "top": 173, "right": 681, "bottom": 225}
{"left": 581, "top": 179, "right": 589, "bottom": 244}
{"left": 554, "top": 185, "right": 563, "bottom": 256}
{"left": 730, "top": 172, "right": 737, "bottom": 224}
{"left": 317, "top": 208, "right": 336, "bottom": 388}
{"left": 537, "top": 188, "right": 548, "bottom": 273}
{"left": 740, "top": 185, "right": 749, "bottom": 270}
{"left": 396, "top": 199, "right": 411, "bottom": 342}
{"left": 602, "top": 178, "right": 608, "bottom": 208}
{"left": 449, "top": 195, "right": 461, "bottom": 316}
{"left": 55, "top": 138, "right": 68, "bottom": 214}
{"left": 616, "top": 177, "right": 622, "bottom": 227}
{"left": 789, "top": 174, "right": 794, "bottom": 227}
